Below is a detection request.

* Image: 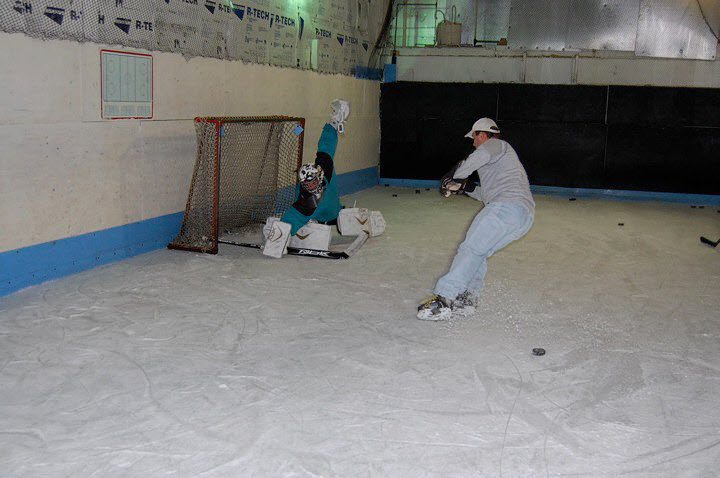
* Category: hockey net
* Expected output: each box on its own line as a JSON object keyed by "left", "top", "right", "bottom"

{"left": 169, "top": 116, "right": 305, "bottom": 254}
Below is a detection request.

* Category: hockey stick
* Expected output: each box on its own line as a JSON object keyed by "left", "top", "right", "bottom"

{"left": 700, "top": 236, "right": 720, "bottom": 248}
{"left": 220, "top": 241, "right": 348, "bottom": 259}
{"left": 219, "top": 232, "right": 369, "bottom": 260}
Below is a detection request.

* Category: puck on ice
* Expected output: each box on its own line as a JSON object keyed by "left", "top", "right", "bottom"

{"left": 532, "top": 348, "right": 546, "bottom": 356}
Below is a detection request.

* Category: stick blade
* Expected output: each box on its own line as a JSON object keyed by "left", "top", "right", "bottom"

{"left": 343, "top": 231, "right": 369, "bottom": 258}
{"left": 700, "top": 236, "right": 720, "bottom": 248}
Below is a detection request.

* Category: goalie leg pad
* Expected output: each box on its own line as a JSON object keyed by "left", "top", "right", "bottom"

{"left": 289, "top": 222, "right": 332, "bottom": 250}
{"left": 262, "top": 218, "right": 291, "bottom": 258}
{"left": 337, "top": 208, "right": 370, "bottom": 236}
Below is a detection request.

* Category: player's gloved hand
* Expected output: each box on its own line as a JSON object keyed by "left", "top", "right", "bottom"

{"left": 440, "top": 177, "right": 463, "bottom": 197}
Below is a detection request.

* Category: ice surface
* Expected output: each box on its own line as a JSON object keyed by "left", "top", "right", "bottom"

{"left": 1, "top": 187, "right": 720, "bottom": 477}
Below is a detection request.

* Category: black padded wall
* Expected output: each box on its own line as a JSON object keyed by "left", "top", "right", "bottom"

{"left": 381, "top": 83, "right": 499, "bottom": 179}
{"left": 380, "top": 82, "right": 720, "bottom": 195}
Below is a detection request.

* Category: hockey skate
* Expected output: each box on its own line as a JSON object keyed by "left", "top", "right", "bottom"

{"left": 417, "top": 295, "right": 453, "bottom": 321}
{"left": 451, "top": 290, "right": 478, "bottom": 317}
{"left": 330, "top": 99, "right": 350, "bottom": 133}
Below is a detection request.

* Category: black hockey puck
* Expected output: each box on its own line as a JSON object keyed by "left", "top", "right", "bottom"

{"left": 425, "top": 188, "right": 430, "bottom": 191}
{"left": 415, "top": 189, "right": 420, "bottom": 194}
{"left": 691, "top": 205, "right": 697, "bottom": 208}
{"left": 392, "top": 194, "right": 397, "bottom": 197}
{"left": 532, "top": 348, "right": 546, "bottom": 356}
{"left": 618, "top": 223, "right": 624, "bottom": 226}
{"left": 569, "top": 198, "right": 576, "bottom": 201}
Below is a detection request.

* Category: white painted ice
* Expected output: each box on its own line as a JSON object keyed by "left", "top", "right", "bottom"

{"left": 1, "top": 187, "right": 719, "bottom": 477}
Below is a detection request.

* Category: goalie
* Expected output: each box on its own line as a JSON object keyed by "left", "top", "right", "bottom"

{"left": 262, "top": 100, "right": 385, "bottom": 258}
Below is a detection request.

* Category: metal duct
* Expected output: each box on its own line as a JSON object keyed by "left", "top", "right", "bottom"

{"left": 697, "top": 0, "right": 720, "bottom": 40}
{"left": 449, "top": 0, "right": 718, "bottom": 60}
{"left": 636, "top": 0, "right": 717, "bottom": 59}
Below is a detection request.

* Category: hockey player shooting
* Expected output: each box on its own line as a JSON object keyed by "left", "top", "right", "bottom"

{"left": 262, "top": 99, "right": 384, "bottom": 258}
{"left": 417, "top": 118, "right": 535, "bottom": 320}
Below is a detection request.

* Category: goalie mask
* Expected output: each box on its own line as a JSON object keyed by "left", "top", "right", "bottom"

{"left": 299, "top": 164, "right": 325, "bottom": 196}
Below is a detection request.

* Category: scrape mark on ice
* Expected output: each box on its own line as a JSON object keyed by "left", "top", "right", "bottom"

{"left": 1, "top": 190, "right": 719, "bottom": 476}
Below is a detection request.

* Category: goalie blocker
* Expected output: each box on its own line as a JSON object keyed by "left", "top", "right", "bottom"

{"left": 262, "top": 218, "right": 291, "bottom": 258}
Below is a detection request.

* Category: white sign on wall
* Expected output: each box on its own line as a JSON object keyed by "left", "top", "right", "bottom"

{"left": 101, "top": 49, "right": 153, "bottom": 120}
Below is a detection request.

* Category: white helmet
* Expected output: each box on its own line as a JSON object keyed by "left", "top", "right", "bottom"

{"left": 298, "top": 164, "right": 324, "bottom": 195}
{"left": 464, "top": 118, "right": 500, "bottom": 138}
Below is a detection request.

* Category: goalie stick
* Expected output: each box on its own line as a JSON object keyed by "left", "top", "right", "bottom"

{"left": 219, "top": 231, "right": 369, "bottom": 260}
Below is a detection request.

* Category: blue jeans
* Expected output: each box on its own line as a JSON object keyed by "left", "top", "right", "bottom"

{"left": 434, "top": 202, "right": 534, "bottom": 300}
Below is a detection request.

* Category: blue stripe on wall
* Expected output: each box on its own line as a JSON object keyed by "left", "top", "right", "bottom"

{"left": 1, "top": 212, "right": 185, "bottom": 298}
{"left": 378, "top": 178, "right": 720, "bottom": 205}
{"left": 354, "top": 67, "right": 383, "bottom": 81}
{"left": 529, "top": 185, "right": 720, "bottom": 205}
{"left": 383, "top": 64, "right": 397, "bottom": 83}
{"left": 380, "top": 178, "right": 440, "bottom": 189}
{"left": 1, "top": 168, "right": 380, "bottom": 298}
{"left": 337, "top": 166, "right": 379, "bottom": 196}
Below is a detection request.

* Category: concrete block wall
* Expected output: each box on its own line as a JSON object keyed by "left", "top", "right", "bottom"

{"left": 0, "top": 32, "right": 381, "bottom": 296}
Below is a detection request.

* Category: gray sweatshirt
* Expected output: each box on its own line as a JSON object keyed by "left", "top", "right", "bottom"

{"left": 453, "top": 138, "right": 535, "bottom": 213}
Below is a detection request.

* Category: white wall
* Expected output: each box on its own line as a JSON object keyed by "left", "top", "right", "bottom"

{"left": 389, "top": 47, "right": 720, "bottom": 87}
{"left": 0, "top": 32, "right": 380, "bottom": 253}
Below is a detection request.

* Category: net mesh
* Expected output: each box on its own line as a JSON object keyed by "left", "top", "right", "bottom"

{"left": 169, "top": 116, "right": 303, "bottom": 253}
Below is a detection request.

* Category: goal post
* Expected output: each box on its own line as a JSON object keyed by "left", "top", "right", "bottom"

{"left": 168, "top": 116, "right": 305, "bottom": 254}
